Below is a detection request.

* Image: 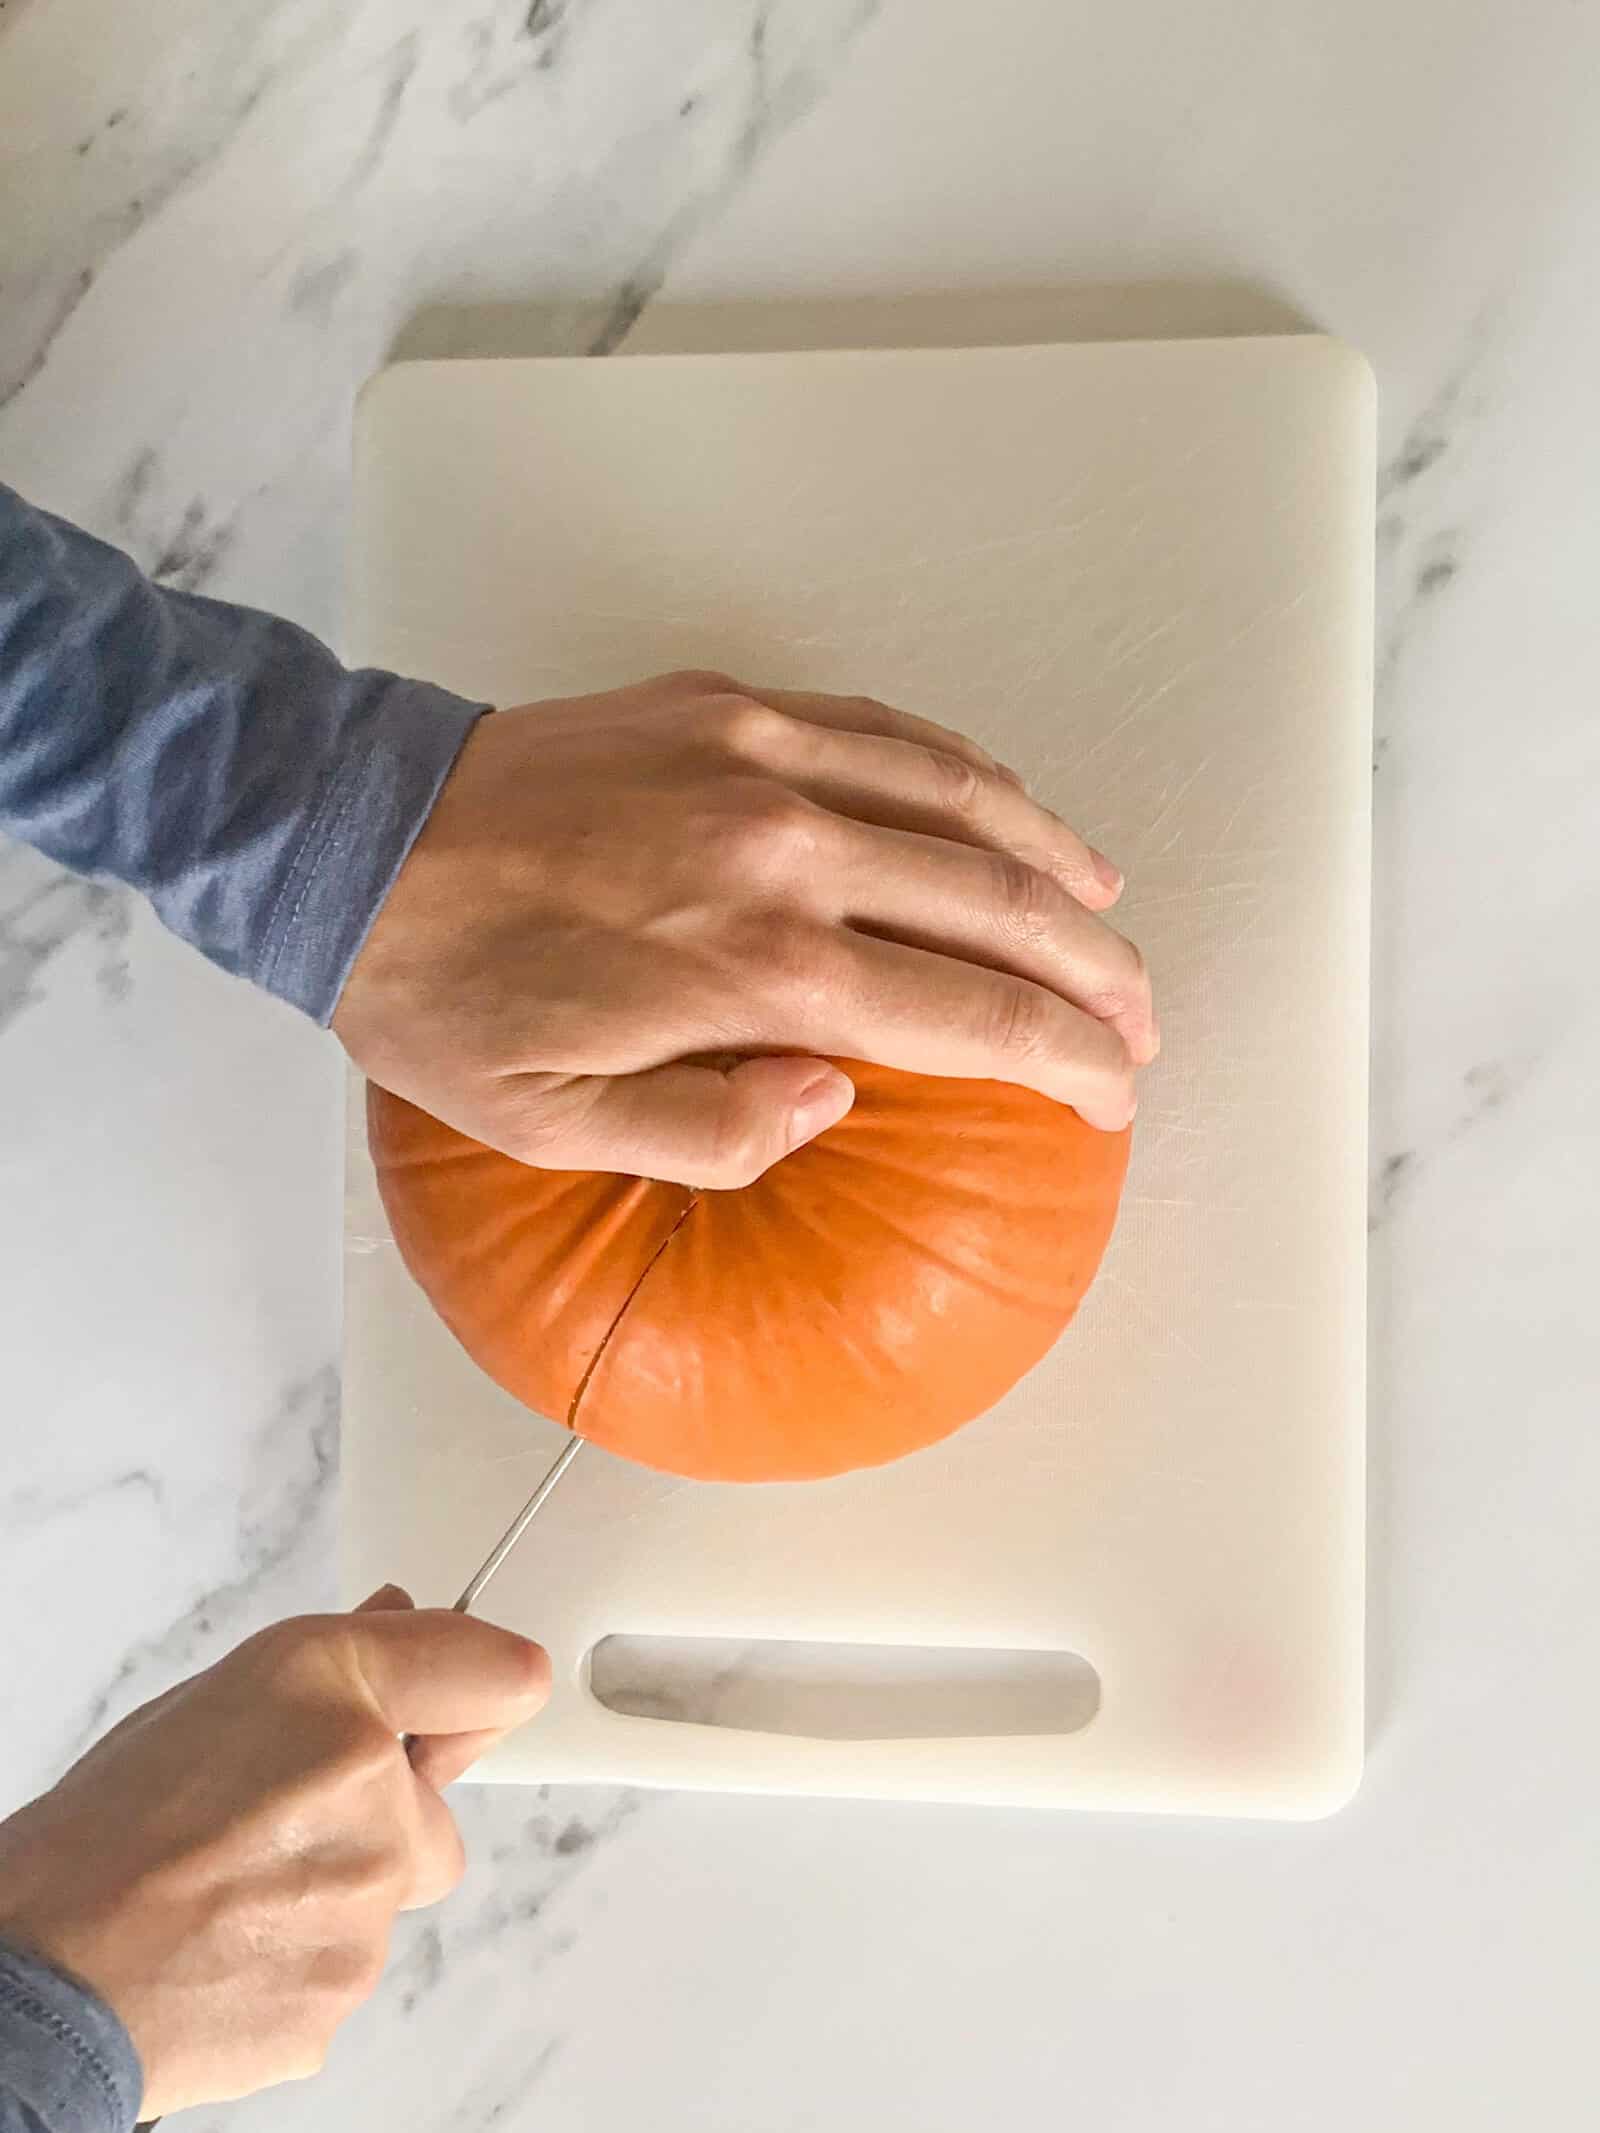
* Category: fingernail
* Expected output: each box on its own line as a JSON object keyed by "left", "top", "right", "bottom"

{"left": 787, "top": 1066, "right": 855, "bottom": 1149}
{"left": 1089, "top": 847, "right": 1123, "bottom": 896}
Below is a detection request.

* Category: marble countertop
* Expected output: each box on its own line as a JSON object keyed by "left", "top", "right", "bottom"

{"left": 3, "top": 2, "right": 1597, "bottom": 2126}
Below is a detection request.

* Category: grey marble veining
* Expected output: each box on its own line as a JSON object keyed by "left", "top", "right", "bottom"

{"left": 4, "top": 0, "right": 1600, "bottom": 2124}
{"left": 1372, "top": 336, "right": 1487, "bottom": 714}
{"left": 63, "top": 1366, "right": 338, "bottom": 1757}
{"left": 0, "top": 841, "right": 130, "bottom": 1034}
{"left": 0, "top": 1, "right": 880, "bottom": 617}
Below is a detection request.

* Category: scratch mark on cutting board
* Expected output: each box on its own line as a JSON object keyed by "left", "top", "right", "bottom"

{"left": 1095, "top": 1269, "right": 1203, "bottom": 1366}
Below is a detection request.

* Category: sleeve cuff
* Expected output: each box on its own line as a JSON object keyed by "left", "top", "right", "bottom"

{"left": 0, "top": 1940, "right": 143, "bottom": 2133}
{"left": 255, "top": 674, "right": 485, "bottom": 1023}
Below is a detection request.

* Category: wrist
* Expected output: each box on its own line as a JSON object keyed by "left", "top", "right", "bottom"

{"left": 0, "top": 1807, "right": 149, "bottom": 2103}
{"left": 0, "top": 1934, "right": 146, "bottom": 2133}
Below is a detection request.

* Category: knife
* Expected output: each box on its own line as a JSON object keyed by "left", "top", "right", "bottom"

{"left": 447, "top": 1433, "right": 583, "bottom": 1615}
{"left": 397, "top": 1433, "right": 582, "bottom": 1760}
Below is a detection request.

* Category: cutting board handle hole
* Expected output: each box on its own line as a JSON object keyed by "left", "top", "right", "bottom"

{"left": 586, "top": 1634, "right": 1100, "bottom": 1742}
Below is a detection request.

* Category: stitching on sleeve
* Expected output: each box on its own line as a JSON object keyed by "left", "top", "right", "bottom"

{"left": 260, "top": 768, "right": 368, "bottom": 995}
{"left": 255, "top": 678, "right": 381, "bottom": 994}
{"left": 0, "top": 1960, "right": 134, "bottom": 2129}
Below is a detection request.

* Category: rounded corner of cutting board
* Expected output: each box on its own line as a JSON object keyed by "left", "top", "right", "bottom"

{"left": 353, "top": 360, "right": 417, "bottom": 439}
{"left": 354, "top": 355, "right": 487, "bottom": 445}
{"left": 1284, "top": 330, "right": 1376, "bottom": 400}
{"left": 1286, "top": 1747, "right": 1366, "bottom": 1823}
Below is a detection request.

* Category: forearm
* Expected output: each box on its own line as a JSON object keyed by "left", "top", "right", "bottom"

{"left": 0, "top": 1941, "right": 142, "bottom": 2133}
{"left": 0, "top": 481, "right": 483, "bottom": 1020}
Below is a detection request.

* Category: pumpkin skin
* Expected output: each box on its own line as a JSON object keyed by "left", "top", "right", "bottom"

{"left": 368, "top": 1062, "right": 1130, "bottom": 1485}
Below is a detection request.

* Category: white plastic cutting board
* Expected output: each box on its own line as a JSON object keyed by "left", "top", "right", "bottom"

{"left": 343, "top": 337, "right": 1373, "bottom": 1819}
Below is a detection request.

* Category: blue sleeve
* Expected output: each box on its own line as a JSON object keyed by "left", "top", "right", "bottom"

{"left": 0, "top": 481, "right": 484, "bottom": 1021}
{"left": 0, "top": 1941, "right": 143, "bottom": 2133}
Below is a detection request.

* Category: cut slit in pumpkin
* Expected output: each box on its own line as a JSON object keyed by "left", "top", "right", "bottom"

{"left": 370, "top": 1061, "right": 1131, "bottom": 1485}
{"left": 563, "top": 1190, "right": 701, "bottom": 1432}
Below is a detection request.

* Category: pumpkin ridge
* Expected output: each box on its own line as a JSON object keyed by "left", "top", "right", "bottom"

{"left": 778, "top": 1160, "right": 1062, "bottom": 1318}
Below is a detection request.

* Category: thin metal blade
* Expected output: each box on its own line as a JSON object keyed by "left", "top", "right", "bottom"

{"left": 451, "top": 1435, "right": 584, "bottom": 1614}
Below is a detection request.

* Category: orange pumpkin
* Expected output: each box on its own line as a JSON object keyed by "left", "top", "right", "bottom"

{"left": 368, "top": 1062, "right": 1130, "bottom": 1484}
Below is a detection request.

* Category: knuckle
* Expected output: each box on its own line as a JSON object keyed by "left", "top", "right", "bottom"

{"left": 438, "top": 1834, "right": 468, "bottom": 1898}
{"left": 704, "top": 1121, "right": 774, "bottom": 1191}
{"left": 720, "top": 783, "right": 827, "bottom": 877}
{"left": 402, "top": 1823, "right": 467, "bottom": 1909}
{"left": 1083, "top": 1013, "right": 1137, "bottom": 1089}
{"left": 844, "top": 703, "right": 896, "bottom": 738}
{"left": 242, "top": 1616, "right": 321, "bottom": 1685}
{"left": 384, "top": 1834, "right": 423, "bottom": 1904}
{"left": 331, "top": 1937, "right": 389, "bottom": 2005}
{"left": 304, "top": 1963, "right": 382, "bottom": 2049}
{"left": 988, "top": 852, "right": 1054, "bottom": 938}
{"left": 984, "top": 979, "right": 1056, "bottom": 1063}
{"left": 702, "top": 695, "right": 788, "bottom": 760}
{"left": 499, "top": 1102, "right": 576, "bottom": 1168}
{"left": 929, "top": 746, "right": 988, "bottom": 819}
{"left": 659, "top": 665, "right": 742, "bottom": 697}
{"left": 491, "top": 1080, "right": 602, "bottom": 1169}
{"left": 1090, "top": 934, "right": 1151, "bottom": 1020}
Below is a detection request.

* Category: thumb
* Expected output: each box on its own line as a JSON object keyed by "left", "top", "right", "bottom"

{"left": 352, "top": 1586, "right": 524, "bottom": 1792}
{"left": 526, "top": 1056, "right": 855, "bottom": 1188}
{"left": 346, "top": 1610, "right": 551, "bottom": 1736}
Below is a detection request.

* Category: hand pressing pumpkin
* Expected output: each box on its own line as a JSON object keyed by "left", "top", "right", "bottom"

{"left": 336, "top": 670, "right": 1156, "bottom": 1192}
